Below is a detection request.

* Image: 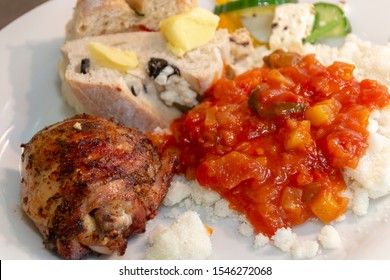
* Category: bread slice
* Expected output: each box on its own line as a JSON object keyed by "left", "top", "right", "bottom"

{"left": 66, "top": 0, "right": 197, "bottom": 40}
{"left": 60, "top": 29, "right": 230, "bottom": 131}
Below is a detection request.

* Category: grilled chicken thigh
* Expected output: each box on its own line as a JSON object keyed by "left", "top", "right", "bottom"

{"left": 21, "top": 114, "right": 177, "bottom": 259}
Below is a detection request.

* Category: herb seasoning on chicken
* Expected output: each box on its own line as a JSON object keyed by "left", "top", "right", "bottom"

{"left": 20, "top": 114, "right": 177, "bottom": 259}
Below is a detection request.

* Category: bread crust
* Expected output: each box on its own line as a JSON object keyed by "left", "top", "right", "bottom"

{"left": 66, "top": 0, "right": 197, "bottom": 40}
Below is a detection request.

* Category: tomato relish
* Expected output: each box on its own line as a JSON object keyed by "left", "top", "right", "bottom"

{"left": 149, "top": 50, "right": 390, "bottom": 237}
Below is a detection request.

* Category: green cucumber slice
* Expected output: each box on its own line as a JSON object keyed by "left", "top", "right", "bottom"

{"left": 214, "top": 0, "right": 298, "bottom": 15}
{"left": 305, "top": 2, "right": 351, "bottom": 43}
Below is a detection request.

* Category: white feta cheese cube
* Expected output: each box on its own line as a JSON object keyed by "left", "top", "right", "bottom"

{"left": 269, "top": 3, "right": 315, "bottom": 52}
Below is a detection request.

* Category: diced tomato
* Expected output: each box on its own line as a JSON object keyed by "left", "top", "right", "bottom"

{"left": 281, "top": 187, "right": 311, "bottom": 225}
{"left": 327, "top": 61, "right": 355, "bottom": 81}
{"left": 359, "top": 79, "right": 390, "bottom": 108}
{"left": 196, "top": 151, "right": 268, "bottom": 191}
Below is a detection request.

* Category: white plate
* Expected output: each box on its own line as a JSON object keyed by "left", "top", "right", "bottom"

{"left": 1, "top": 0, "right": 390, "bottom": 260}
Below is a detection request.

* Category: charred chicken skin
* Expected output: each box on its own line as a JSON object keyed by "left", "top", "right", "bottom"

{"left": 21, "top": 114, "right": 177, "bottom": 259}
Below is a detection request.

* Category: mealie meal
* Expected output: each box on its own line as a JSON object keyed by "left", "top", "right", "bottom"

{"left": 20, "top": 0, "right": 390, "bottom": 259}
